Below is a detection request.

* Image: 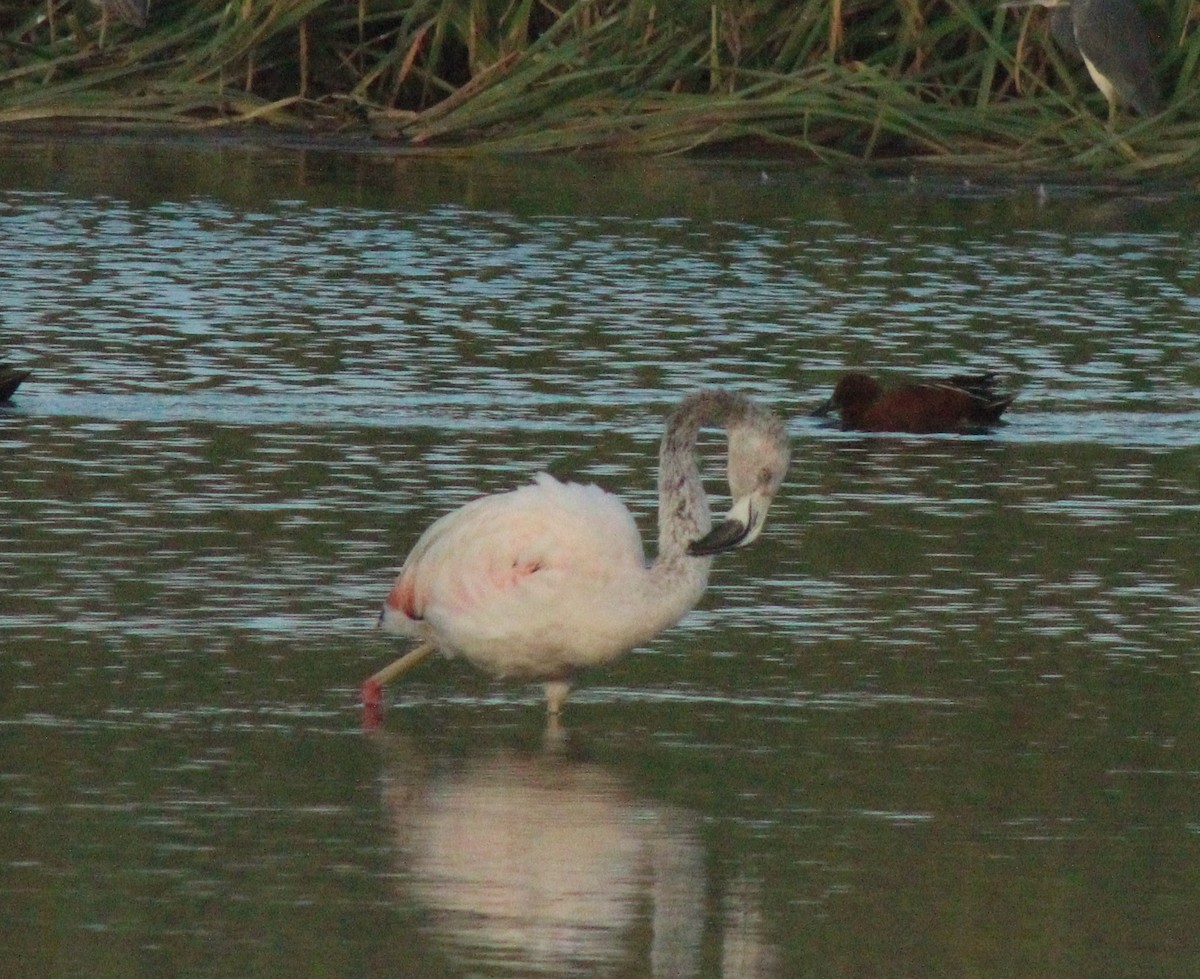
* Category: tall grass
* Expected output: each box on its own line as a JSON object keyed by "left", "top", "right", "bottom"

{"left": 2, "top": 0, "right": 1197, "bottom": 172}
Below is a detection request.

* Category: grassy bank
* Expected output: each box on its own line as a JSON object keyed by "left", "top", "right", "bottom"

{"left": 2, "top": 0, "right": 1198, "bottom": 173}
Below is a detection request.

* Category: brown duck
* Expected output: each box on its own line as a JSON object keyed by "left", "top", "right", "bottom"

{"left": 813, "top": 371, "right": 1014, "bottom": 433}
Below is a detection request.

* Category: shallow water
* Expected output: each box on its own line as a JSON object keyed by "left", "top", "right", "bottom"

{"left": 1, "top": 136, "right": 1198, "bottom": 978}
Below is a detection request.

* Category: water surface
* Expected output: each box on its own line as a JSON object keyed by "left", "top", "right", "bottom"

{"left": 1, "top": 137, "right": 1198, "bottom": 978}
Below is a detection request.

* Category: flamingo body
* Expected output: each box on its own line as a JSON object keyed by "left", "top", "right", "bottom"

{"left": 381, "top": 473, "right": 704, "bottom": 680}
{"left": 368, "top": 389, "right": 791, "bottom": 716}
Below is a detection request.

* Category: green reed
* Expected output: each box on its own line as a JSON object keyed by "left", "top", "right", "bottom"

{"left": 2, "top": 0, "right": 1197, "bottom": 173}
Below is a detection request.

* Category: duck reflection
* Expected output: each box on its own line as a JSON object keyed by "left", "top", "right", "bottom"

{"left": 375, "top": 738, "right": 778, "bottom": 977}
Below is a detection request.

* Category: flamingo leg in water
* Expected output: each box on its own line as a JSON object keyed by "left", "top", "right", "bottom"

{"left": 362, "top": 640, "right": 436, "bottom": 709}
{"left": 544, "top": 680, "right": 571, "bottom": 716}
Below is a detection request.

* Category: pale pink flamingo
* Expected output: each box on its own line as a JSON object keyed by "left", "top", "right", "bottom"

{"left": 364, "top": 389, "right": 791, "bottom": 718}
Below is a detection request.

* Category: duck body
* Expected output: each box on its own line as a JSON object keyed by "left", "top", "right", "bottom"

{"left": 813, "top": 372, "right": 1013, "bottom": 433}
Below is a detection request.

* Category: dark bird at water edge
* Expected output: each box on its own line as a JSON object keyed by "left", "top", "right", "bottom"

{"left": 0, "top": 364, "right": 31, "bottom": 403}
{"left": 812, "top": 372, "right": 1014, "bottom": 433}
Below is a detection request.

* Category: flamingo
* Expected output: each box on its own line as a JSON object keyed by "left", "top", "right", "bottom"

{"left": 364, "top": 389, "right": 791, "bottom": 718}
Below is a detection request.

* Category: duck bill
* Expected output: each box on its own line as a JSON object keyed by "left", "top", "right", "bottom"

{"left": 811, "top": 397, "right": 834, "bottom": 418}
{"left": 687, "top": 495, "right": 767, "bottom": 556}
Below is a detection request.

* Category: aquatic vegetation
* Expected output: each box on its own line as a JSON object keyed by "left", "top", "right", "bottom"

{"left": 2, "top": 1, "right": 1197, "bottom": 172}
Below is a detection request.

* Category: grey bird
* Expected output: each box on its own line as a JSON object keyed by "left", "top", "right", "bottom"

{"left": 1009, "top": 0, "right": 1163, "bottom": 119}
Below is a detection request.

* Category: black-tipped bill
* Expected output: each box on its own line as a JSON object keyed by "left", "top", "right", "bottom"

{"left": 687, "top": 517, "right": 751, "bottom": 556}
{"left": 688, "top": 493, "right": 768, "bottom": 556}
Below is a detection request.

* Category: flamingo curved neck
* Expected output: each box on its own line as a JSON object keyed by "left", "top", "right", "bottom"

{"left": 625, "top": 390, "right": 753, "bottom": 646}
{"left": 656, "top": 388, "right": 755, "bottom": 559}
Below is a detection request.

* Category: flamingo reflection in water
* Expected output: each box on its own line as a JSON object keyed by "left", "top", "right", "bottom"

{"left": 378, "top": 742, "right": 780, "bottom": 976}
{"left": 366, "top": 389, "right": 791, "bottom": 720}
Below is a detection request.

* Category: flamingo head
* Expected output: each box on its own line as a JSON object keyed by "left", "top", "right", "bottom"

{"left": 688, "top": 410, "right": 790, "bottom": 557}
